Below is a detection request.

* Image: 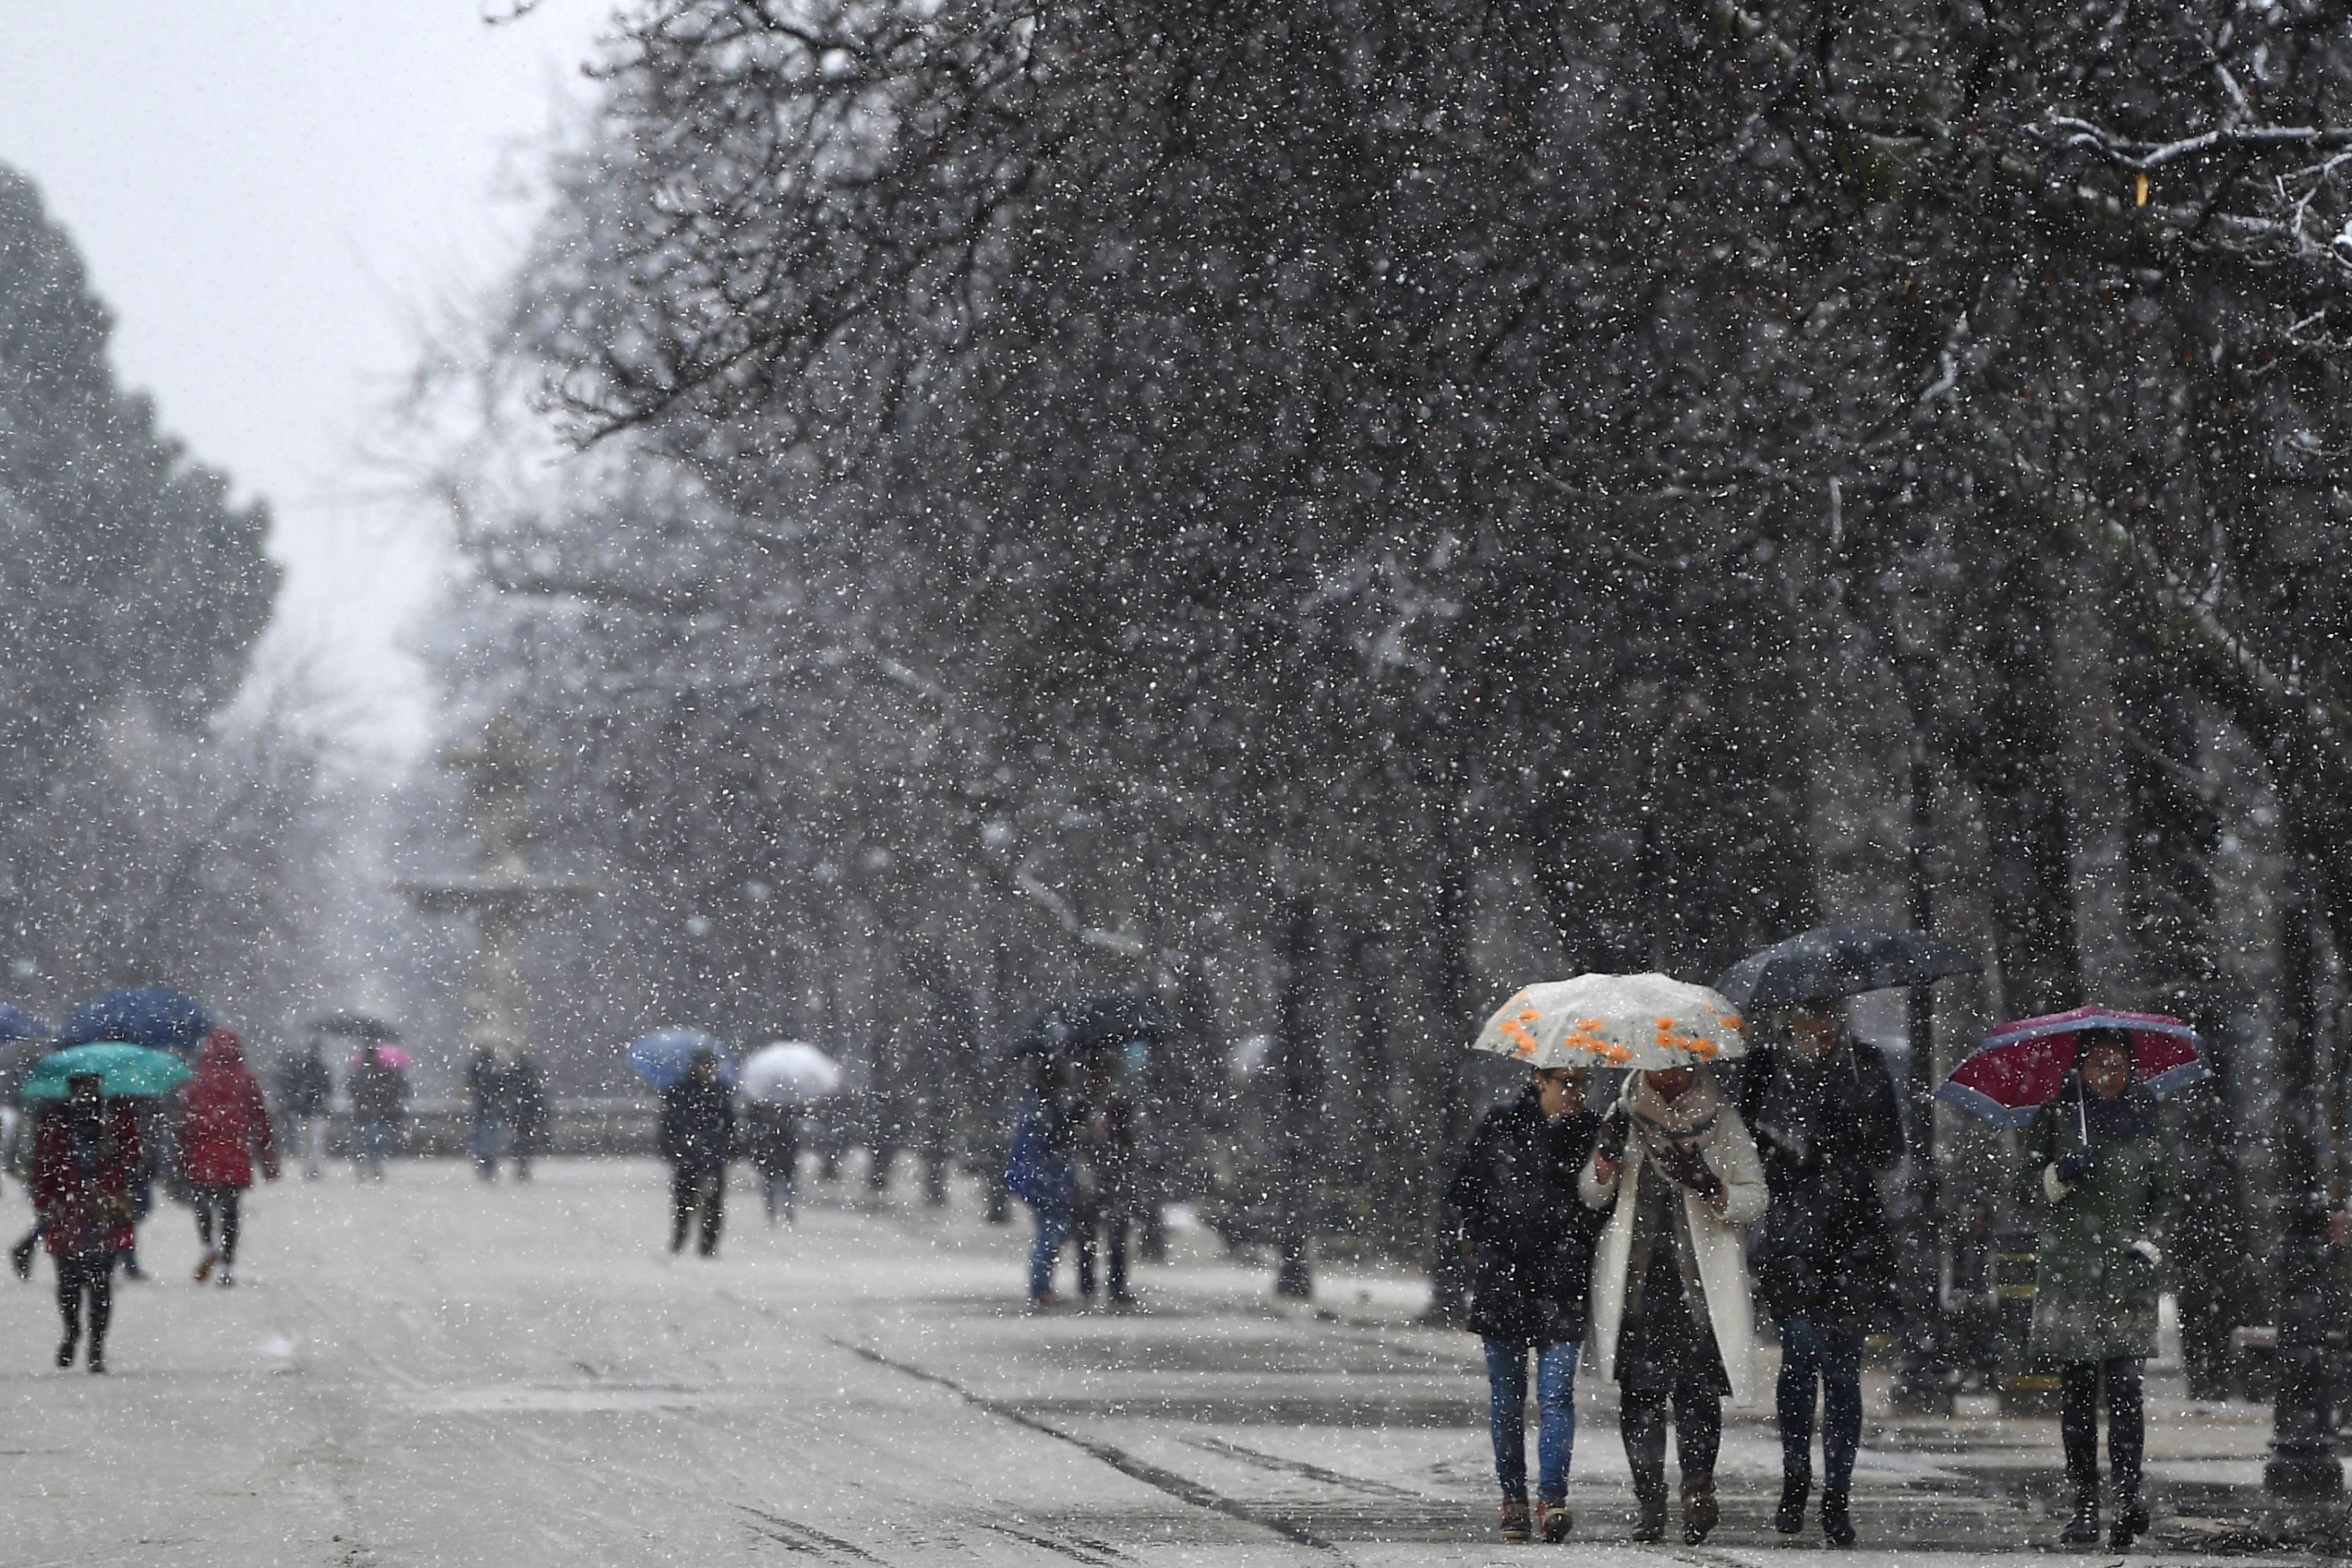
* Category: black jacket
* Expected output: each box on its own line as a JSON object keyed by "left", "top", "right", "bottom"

{"left": 660, "top": 1075, "right": 735, "bottom": 1173}
{"left": 277, "top": 1054, "right": 332, "bottom": 1118}
{"left": 1447, "top": 1088, "right": 1606, "bottom": 1346}
{"left": 1736, "top": 1037, "right": 1905, "bottom": 1332}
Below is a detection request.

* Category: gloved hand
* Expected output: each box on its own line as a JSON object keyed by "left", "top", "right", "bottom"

{"left": 2054, "top": 1150, "right": 2097, "bottom": 1187}
{"left": 2128, "top": 1238, "right": 2162, "bottom": 1267}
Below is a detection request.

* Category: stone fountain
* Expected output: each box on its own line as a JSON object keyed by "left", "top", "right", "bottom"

{"left": 398, "top": 712, "right": 598, "bottom": 1063}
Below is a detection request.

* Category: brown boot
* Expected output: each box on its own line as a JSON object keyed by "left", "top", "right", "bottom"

{"left": 1681, "top": 1474, "right": 1719, "bottom": 1545}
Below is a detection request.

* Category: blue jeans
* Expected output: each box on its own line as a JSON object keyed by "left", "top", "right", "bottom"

{"left": 1026, "top": 1199, "right": 1069, "bottom": 1300}
{"left": 1484, "top": 1338, "right": 1578, "bottom": 1503}
{"left": 1778, "top": 1320, "right": 1864, "bottom": 1493}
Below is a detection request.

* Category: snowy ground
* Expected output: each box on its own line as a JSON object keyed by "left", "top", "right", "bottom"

{"left": 0, "top": 1159, "right": 2324, "bottom": 1567}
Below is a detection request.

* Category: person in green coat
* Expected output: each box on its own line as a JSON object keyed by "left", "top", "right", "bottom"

{"left": 2013, "top": 1029, "right": 2183, "bottom": 1552}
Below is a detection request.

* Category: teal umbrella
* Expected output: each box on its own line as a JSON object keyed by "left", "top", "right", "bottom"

{"left": 21, "top": 1042, "right": 195, "bottom": 1102}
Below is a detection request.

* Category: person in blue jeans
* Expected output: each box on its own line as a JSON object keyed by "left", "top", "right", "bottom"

{"left": 1006, "top": 1060, "right": 1079, "bottom": 1308}
{"left": 1737, "top": 1001, "right": 1905, "bottom": 1548}
{"left": 1448, "top": 1063, "right": 1607, "bottom": 1543}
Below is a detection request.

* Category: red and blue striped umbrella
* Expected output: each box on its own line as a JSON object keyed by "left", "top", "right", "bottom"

{"left": 1937, "top": 1006, "right": 2208, "bottom": 1129}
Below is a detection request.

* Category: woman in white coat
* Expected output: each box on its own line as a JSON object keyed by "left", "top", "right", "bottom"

{"left": 1580, "top": 1063, "right": 1766, "bottom": 1545}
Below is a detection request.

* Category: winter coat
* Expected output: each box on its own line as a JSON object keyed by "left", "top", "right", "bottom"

{"left": 179, "top": 1032, "right": 278, "bottom": 1190}
{"left": 660, "top": 1075, "right": 735, "bottom": 1174}
{"left": 1447, "top": 1087, "right": 1605, "bottom": 1347}
{"left": 2013, "top": 1082, "right": 2183, "bottom": 1363}
{"left": 349, "top": 1059, "right": 408, "bottom": 1124}
{"left": 1580, "top": 1070, "right": 1768, "bottom": 1405}
{"left": 1075, "top": 1088, "right": 1142, "bottom": 1218}
{"left": 742, "top": 1101, "right": 799, "bottom": 1178}
{"left": 508, "top": 1056, "right": 549, "bottom": 1150}
{"left": 465, "top": 1051, "right": 507, "bottom": 1123}
{"left": 1736, "top": 1037, "right": 1905, "bottom": 1333}
{"left": 277, "top": 1052, "right": 332, "bottom": 1118}
{"left": 31, "top": 1101, "right": 143, "bottom": 1258}
{"left": 1006, "top": 1091, "right": 1076, "bottom": 1210}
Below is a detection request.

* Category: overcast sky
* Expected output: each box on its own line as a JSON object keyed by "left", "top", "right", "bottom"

{"left": 0, "top": 2, "right": 617, "bottom": 761}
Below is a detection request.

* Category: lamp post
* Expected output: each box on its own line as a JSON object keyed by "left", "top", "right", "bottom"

{"left": 1273, "top": 888, "right": 1318, "bottom": 1299}
{"left": 2265, "top": 855, "right": 2342, "bottom": 1502}
{"left": 1889, "top": 637, "right": 1950, "bottom": 1414}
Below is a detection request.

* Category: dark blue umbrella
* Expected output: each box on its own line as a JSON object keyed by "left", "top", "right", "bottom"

{"left": 627, "top": 1028, "right": 733, "bottom": 1090}
{"left": 1003, "top": 993, "right": 1171, "bottom": 1059}
{"left": 0, "top": 1003, "right": 49, "bottom": 1044}
{"left": 59, "top": 987, "right": 215, "bottom": 1053}
{"left": 1714, "top": 926, "right": 1979, "bottom": 1013}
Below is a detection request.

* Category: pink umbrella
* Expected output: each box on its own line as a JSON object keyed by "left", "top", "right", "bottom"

{"left": 350, "top": 1046, "right": 414, "bottom": 1072}
{"left": 1937, "top": 1006, "right": 2207, "bottom": 1130}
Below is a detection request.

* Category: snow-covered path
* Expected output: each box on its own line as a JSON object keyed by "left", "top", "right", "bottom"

{"left": 0, "top": 1159, "right": 2315, "bottom": 1567}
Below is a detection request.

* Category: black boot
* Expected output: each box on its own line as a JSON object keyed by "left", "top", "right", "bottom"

{"left": 2110, "top": 1481, "right": 2148, "bottom": 1551}
{"left": 1774, "top": 1470, "right": 1811, "bottom": 1534}
{"left": 2059, "top": 1484, "right": 2101, "bottom": 1547}
{"left": 1680, "top": 1475, "right": 1719, "bottom": 1546}
{"left": 1821, "top": 1490, "right": 1856, "bottom": 1548}
{"left": 1631, "top": 1474, "right": 1669, "bottom": 1543}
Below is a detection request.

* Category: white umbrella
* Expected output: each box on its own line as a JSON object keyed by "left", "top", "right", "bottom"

{"left": 740, "top": 1041, "right": 845, "bottom": 1105}
{"left": 1471, "top": 972, "right": 1748, "bottom": 1072}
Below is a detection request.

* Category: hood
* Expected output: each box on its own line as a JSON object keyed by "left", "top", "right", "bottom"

{"left": 198, "top": 1029, "right": 246, "bottom": 1071}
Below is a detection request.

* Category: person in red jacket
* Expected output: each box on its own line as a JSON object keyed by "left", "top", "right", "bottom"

{"left": 31, "top": 1073, "right": 143, "bottom": 1372}
{"left": 179, "top": 1030, "right": 278, "bottom": 1286}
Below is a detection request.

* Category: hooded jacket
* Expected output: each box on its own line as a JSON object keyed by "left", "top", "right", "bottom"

{"left": 181, "top": 1030, "right": 278, "bottom": 1188}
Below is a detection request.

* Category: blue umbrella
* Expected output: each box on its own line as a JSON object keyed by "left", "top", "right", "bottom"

{"left": 0, "top": 1003, "right": 49, "bottom": 1044}
{"left": 59, "top": 987, "right": 214, "bottom": 1052}
{"left": 627, "top": 1028, "right": 733, "bottom": 1090}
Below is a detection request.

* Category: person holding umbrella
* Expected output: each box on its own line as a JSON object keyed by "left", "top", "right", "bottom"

{"left": 349, "top": 1043, "right": 409, "bottom": 1181}
{"left": 1735, "top": 1001, "right": 1903, "bottom": 1548}
{"left": 178, "top": 1030, "right": 279, "bottom": 1286}
{"left": 2013, "top": 1027, "right": 2182, "bottom": 1550}
{"left": 1476, "top": 975, "right": 1761, "bottom": 1547}
{"left": 1447, "top": 1061, "right": 1607, "bottom": 1543}
{"left": 660, "top": 1047, "right": 735, "bottom": 1255}
{"left": 30, "top": 1071, "right": 144, "bottom": 1371}
{"left": 276, "top": 1038, "right": 334, "bottom": 1179}
{"left": 1006, "top": 1056, "right": 1079, "bottom": 1309}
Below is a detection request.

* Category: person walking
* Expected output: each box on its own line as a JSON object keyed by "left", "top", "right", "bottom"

{"left": 1581, "top": 1063, "right": 1766, "bottom": 1545}
{"left": 179, "top": 1030, "right": 279, "bottom": 1287}
{"left": 744, "top": 1099, "right": 800, "bottom": 1224}
{"left": 30, "top": 1073, "right": 141, "bottom": 1372}
{"left": 1006, "top": 1059, "right": 1078, "bottom": 1309}
{"left": 2015, "top": 1029, "right": 2181, "bottom": 1551}
{"left": 1449, "top": 1063, "right": 1608, "bottom": 1544}
{"left": 1071, "top": 1056, "right": 1140, "bottom": 1308}
{"left": 349, "top": 1044, "right": 407, "bottom": 1181}
{"left": 660, "top": 1048, "right": 735, "bottom": 1255}
{"left": 508, "top": 1051, "right": 550, "bottom": 1181}
{"left": 1737, "top": 1003, "right": 1904, "bottom": 1548}
{"left": 465, "top": 1044, "right": 509, "bottom": 1182}
{"left": 276, "top": 1039, "right": 333, "bottom": 1179}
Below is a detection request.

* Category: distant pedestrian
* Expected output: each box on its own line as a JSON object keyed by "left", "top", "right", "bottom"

{"left": 744, "top": 1100, "right": 800, "bottom": 1224}
{"left": 1006, "top": 1059, "right": 1078, "bottom": 1309}
{"left": 179, "top": 1030, "right": 279, "bottom": 1287}
{"left": 1581, "top": 1063, "right": 1766, "bottom": 1546}
{"left": 348, "top": 1044, "right": 407, "bottom": 1181}
{"left": 508, "top": 1051, "right": 549, "bottom": 1181}
{"left": 2015, "top": 1030, "right": 2181, "bottom": 1552}
{"left": 277, "top": 1039, "right": 333, "bottom": 1178}
{"left": 1071, "top": 1056, "right": 1140, "bottom": 1307}
{"left": 1449, "top": 1064, "right": 1607, "bottom": 1544}
{"left": 1737, "top": 1003, "right": 1904, "bottom": 1548}
{"left": 466, "top": 1045, "right": 509, "bottom": 1181}
{"left": 30, "top": 1073, "right": 140, "bottom": 1372}
{"left": 660, "top": 1049, "right": 734, "bottom": 1255}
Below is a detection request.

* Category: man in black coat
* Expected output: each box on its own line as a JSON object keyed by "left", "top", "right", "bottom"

{"left": 1736, "top": 1003, "right": 1904, "bottom": 1548}
{"left": 660, "top": 1050, "right": 735, "bottom": 1256}
{"left": 1447, "top": 1066, "right": 1608, "bottom": 1544}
